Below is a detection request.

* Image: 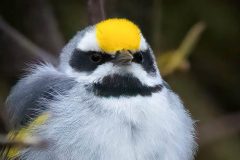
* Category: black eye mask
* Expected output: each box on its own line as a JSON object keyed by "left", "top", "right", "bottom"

{"left": 69, "top": 49, "right": 112, "bottom": 72}
{"left": 69, "top": 49, "right": 156, "bottom": 74}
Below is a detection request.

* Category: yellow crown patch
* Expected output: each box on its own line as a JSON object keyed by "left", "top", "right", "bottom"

{"left": 96, "top": 18, "right": 141, "bottom": 53}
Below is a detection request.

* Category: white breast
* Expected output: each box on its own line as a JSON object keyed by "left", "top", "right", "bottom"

{"left": 22, "top": 86, "right": 196, "bottom": 160}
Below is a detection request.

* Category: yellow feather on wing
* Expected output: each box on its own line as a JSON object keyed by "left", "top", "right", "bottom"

{"left": 3, "top": 112, "right": 49, "bottom": 159}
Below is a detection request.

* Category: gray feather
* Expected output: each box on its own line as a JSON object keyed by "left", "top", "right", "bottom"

{"left": 59, "top": 26, "right": 92, "bottom": 71}
{"left": 5, "top": 70, "right": 76, "bottom": 129}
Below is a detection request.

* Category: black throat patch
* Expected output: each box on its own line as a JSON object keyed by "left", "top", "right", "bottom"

{"left": 86, "top": 74, "right": 163, "bottom": 97}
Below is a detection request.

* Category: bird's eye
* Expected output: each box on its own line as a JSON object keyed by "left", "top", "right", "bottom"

{"left": 90, "top": 53, "right": 102, "bottom": 63}
{"left": 133, "top": 52, "right": 143, "bottom": 63}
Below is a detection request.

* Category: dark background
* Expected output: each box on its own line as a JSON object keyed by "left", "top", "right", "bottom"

{"left": 0, "top": 0, "right": 240, "bottom": 159}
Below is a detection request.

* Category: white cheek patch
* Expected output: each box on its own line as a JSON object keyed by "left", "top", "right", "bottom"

{"left": 64, "top": 61, "right": 162, "bottom": 87}
{"left": 129, "top": 63, "right": 162, "bottom": 86}
{"left": 139, "top": 35, "right": 148, "bottom": 51}
{"left": 77, "top": 29, "right": 100, "bottom": 52}
{"left": 63, "top": 63, "right": 113, "bottom": 83}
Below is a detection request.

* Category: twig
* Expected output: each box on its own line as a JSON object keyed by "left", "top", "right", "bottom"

{"left": 0, "top": 106, "right": 9, "bottom": 133}
{"left": 87, "top": 0, "right": 106, "bottom": 25}
{"left": 157, "top": 22, "right": 206, "bottom": 76}
{"left": 151, "top": 0, "right": 162, "bottom": 51}
{"left": 178, "top": 22, "right": 206, "bottom": 58}
{"left": 22, "top": 0, "right": 65, "bottom": 54}
{"left": 0, "top": 16, "right": 57, "bottom": 64}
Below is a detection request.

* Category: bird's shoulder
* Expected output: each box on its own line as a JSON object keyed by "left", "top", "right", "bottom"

{"left": 5, "top": 64, "right": 77, "bottom": 129}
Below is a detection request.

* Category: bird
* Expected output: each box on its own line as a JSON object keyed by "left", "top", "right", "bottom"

{"left": 2, "top": 18, "right": 196, "bottom": 160}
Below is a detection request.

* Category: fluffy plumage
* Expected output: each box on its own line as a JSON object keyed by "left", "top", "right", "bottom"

{"left": 4, "top": 18, "right": 196, "bottom": 160}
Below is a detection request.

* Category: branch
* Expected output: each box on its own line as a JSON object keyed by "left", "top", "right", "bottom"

{"left": 151, "top": 0, "right": 162, "bottom": 51}
{"left": 87, "top": 0, "right": 106, "bottom": 25}
{"left": 0, "top": 16, "right": 57, "bottom": 64}
{"left": 157, "top": 22, "right": 206, "bottom": 76}
{"left": 0, "top": 108, "right": 8, "bottom": 133}
{"left": 178, "top": 22, "right": 206, "bottom": 58}
{"left": 22, "top": 0, "right": 65, "bottom": 54}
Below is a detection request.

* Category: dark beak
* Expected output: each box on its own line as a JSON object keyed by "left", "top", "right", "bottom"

{"left": 113, "top": 51, "right": 133, "bottom": 65}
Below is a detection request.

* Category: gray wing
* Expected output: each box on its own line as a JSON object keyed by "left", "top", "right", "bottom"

{"left": 5, "top": 71, "right": 77, "bottom": 129}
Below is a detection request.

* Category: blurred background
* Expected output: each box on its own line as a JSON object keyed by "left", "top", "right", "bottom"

{"left": 0, "top": 0, "right": 239, "bottom": 159}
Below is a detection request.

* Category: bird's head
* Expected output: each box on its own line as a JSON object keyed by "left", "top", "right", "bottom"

{"left": 59, "top": 18, "right": 163, "bottom": 97}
